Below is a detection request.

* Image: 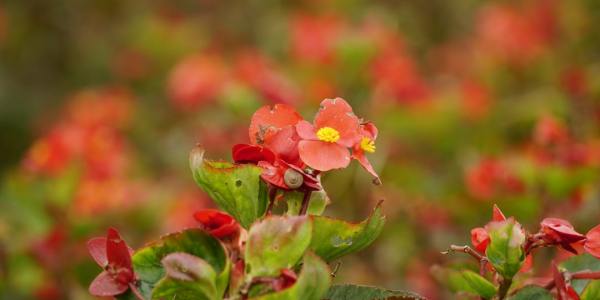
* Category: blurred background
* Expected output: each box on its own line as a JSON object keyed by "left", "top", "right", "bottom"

{"left": 1, "top": 0, "right": 600, "bottom": 299}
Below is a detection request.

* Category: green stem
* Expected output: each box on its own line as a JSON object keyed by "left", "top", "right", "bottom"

{"left": 299, "top": 190, "right": 312, "bottom": 216}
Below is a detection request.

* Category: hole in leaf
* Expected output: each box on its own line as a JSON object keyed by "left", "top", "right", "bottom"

{"left": 235, "top": 179, "right": 242, "bottom": 187}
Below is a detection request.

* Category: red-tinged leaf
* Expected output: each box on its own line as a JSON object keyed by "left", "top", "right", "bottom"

{"left": 89, "top": 271, "right": 129, "bottom": 297}
{"left": 492, "top": 204, "right": 506, "bottom": 222}
{"left": 298, "top": 140, "right": 351, "bottom": 171}
{"left": 106, "top": 228, "right": 133, "bottom": 271}
{"left": 272, "top": 269, "right": 298, "bottom": 292}
{"left": 313, "top": 98, "right": 360, "bottom": 147}
{"left": 88, "top": 237, "right": 108, "bottom": 267}
{"left": 585, "top": 225, "right": 600, "bottom": 259}
{"left": 194, "top": 209, "right": 240, "bottom": 240}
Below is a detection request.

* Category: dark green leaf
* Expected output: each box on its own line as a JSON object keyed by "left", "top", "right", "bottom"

{"left": 118, "top": 229, "right": 229, "bottom": 300}
{"left": 485, "top": 219, "right": 526, "bottom": 279}
{"left": 508, "top": 286, "right": 553, "bottom": 300}
{"left": 324, "top": 284, "right": 425, "bottom": 300}
{"left": 250, "top": 252, "right": 331, "bottom": 300}
{"left": 190, "top": 147, "right": 268, "bottom": 228}
{"left": 245, "top": 216, "right": 312, "bottom": 277}
{"left": 309, "top": 202, "right": 385, "bottom": 261}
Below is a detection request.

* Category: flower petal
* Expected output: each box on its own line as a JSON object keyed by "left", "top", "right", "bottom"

{"left": 106, "top": 228, "right": 133, "bottom": 272}
{"left": 541, "top": 218, "right": 586, "bottom": 244}
{"left": 314, "top": 98, "right": 360, "bottom": 147}
{"left": 470, "top": 227, "right": 490, "bottom": 253}
{"left": 361, "top": 122, "right": 378, "bottom": 140}
{"left": 296, "top": 120, "right": 317, "bottom": 140}
{"left": 89, "top": 271, "right": 129, "bottom": 297}
{"left": 585, "top": 225, "right": 600, "bottom": 259}
{"left": 263, "top": 126, "right": 301, "bottom": 164}
{"left": 232, "top": 144, "right": 276, "bottom": 164}
{"left": 492, "top": 204, "right": 506, "bottom": 222}
{"left": 352, "top": 150, "right": 380, "bottom": 181}
{"left": 194, "top": 209, "right": 240, "bottom": 239}
{"left": 87, "top": 237, "right": 108, "bottom": 267}
{"left": 249, "top": 104, "right": 303, "bottom": 144}
{"left": 298, "top": 140, "right": 350, "bottom": 171}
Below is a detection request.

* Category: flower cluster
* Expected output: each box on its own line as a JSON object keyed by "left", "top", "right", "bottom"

{"left": 233, "top": 97, "right": 380, "bottom": 194}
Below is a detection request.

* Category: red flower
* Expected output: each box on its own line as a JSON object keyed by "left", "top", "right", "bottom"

{"left": 465, "top": 158, "right": 524, "bottom": 200}
{"left": 534, "top": 115, "right": 569, "bottom": 146}
{"left": 540, "top": 218, "right": 586, "bottom": 254}
{"left": 584, "top": 225, "right": 600, "bottom": 259}
{"left": 234, "top": 104, "right": 321, "bottom": 191}
{"left": 352, "top": 122, "right": 380, "bottom": 182}
{"left": 87, "top": 228, "right": 135, "bottom": 297}
{"left": 194, "top": 209, "right": 241, "bottom": 241}
{"left": 296, "top": 98, "right": 361, "bottom": 171}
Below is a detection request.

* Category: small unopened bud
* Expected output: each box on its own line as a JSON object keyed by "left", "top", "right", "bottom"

{"left": 284, "top": 169, "right": 303, "bottom": 189}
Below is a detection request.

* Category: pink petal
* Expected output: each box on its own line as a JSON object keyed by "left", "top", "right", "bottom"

{"left": 585, "top": 225, "right": 600, "bottom": 259}
{"left": 263, "top": 126, "right": 301, "bottom": 164}
{"left": 106, "top": 228, "right": 133, "bottom": 271}
{"left": 352, "top": 150, "right": 379, "bottom": 180}
{"left": 314, "top": 98, "right": 360, "bottom": 147}
{"left": 296, "top": 120, "right": 317, "bottom": 140}
{"left": 249, "top": 104, "right": 303, "bottom": 144}
{"left": 361, "top": 122, "right": 378, "bottom": 140}
{"left": 89, "top": 271, "right": 129, "bottom": 297}
{"left": 298, "top": 140, "right": 350, "bottom": 171}
{"left": 87, "top": 237, "right": 108, "bottom": 267}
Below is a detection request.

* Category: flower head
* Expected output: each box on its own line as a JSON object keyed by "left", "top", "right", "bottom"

{"left": 87, "top": 228, "right": 135, "bottom": 297}
{"left": 194, "top": 209, "right": 241, "bottom": 241}
{"left": 296, "top": 98, "right": 361, "bottom": 171}
{"left": 540, "top": 218, "right": 586, "bottom": 254}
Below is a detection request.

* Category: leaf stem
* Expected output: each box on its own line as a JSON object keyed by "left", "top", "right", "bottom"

{"left": 299, "top": 190, "right": 312, "bottom": 215}
{"left": 266, "top": 185, "right": 277, "bottom": 216}
{"left": 497, "top": 277, "right": 512, "bottom": 300}
{"left": 129, "top": 282, "right": 145, "bottom": 300}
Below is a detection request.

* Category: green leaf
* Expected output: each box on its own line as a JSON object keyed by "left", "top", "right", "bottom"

{"left": 581, "top": 280, "right": 600, "bottom": 300}
{"left": 309, "top": 202, "right": 385, "bottom": 262}
{"left": 460, "top": 270, "right": 497, "bottom": 299}
{"left": 118, "top": 229, "right": 229, "bottom": 300}
{"left": 190, "top": 147, "right": 268, "bottom": 228}
{"left": 250, "top": 252, "right": 331, "bottom": 300}
{"left": 324, "top": 284, "right": 425, "bottom": 300}
{"left": 508, "top": 286, "right": 553, "bottom": 300}
{"left": 561, "top": 253, "right": 600, "bottom": 293}
{"left": 245, "top": 216, "right": 312, "bottom": 277}
{"left": 285, "top": 190, "right": 330, "bottom": 216}
{"left": 151, "top": 253, "right": 218, "bottom": 300}
{"left": 485, "top": 219, "right": 526, "bottom": 279}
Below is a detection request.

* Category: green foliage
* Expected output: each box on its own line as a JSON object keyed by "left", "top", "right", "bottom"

{"left": 508, "top": 286, "right": 553, "bottom": 300}
{"left": 119, "top": 229, "right": 229, "bottom": 300}
{"left": 245, "top": 216, "right": 312, "bottom": 277}
{"left": 561, "top": 254, "right": 600, "bottom": 293}
{"left": 581, "top": 280, "right": 600, "bottom": 300}
{"left": 459, "top": 270, "right": 497, "bottom": 299}
{"left": 190, "top": 148, "right": 268, "bottom": 228}
{"left": 286, "top": 190, "right": 329, "bottom": 216}
{"left": 309, "top": 202, "right": 385, "bottom": 262}
{"left": 250, "top": 252, "right": 331, "bottom": 300}
{"left": 324, "top": 284, "right": 425, "bottom": 300}
{"left": 485, "top": 219, "right": 526, "bottom": 279}
{"left": 151, "top": 253, "right": 218, "bottom": 300}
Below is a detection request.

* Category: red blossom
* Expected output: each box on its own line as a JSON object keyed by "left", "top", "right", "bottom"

{"left": 87, "top": 228, "right": 135, "bottom": 297}
{"left": 290, "top": 14, "right": 342, "bottom": 64}
{"left": 540, "top": 218, "right": 586, "bottom": 254}
{"left": 465, "top": 158, "right": 524, "bottom": 200}
{"left": 352, "top": 122, "right": 380, "bottom": 182}
{"left": 194, "top": 209, "right": 241, "bottom": 241}
{"left": 584, "top": 225, "right": 600, "bottom": 259}
{"left": 168, "top": 54, "right": 227, "bottom": 110}
{"left": 534, "top": 115, "right": 569, "bottom": 146}
{"left": 296, "top": 98, "right": 361, "bottom": 171}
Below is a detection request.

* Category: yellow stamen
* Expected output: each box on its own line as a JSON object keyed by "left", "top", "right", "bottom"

{"left": 360, "top": 137, "right": 376, "bottom": 153}
{"left": 316, "top": 127, "right": 340, "bottom": 143}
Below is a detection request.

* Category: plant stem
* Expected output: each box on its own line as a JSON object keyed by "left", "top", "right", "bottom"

{"left": 497, "top": 278, "right": 512, "bottom": 300}
{"left": 129, "top": 282, "right": 145, "bottom": 300}
{"left": 266, "top": 186, "right": 277, "bottom": 216}
{"left": 543, "top": 270, "right": 600, "bottom": 290}
{"left": 299, "top": 190, "right": 312, "bottom": 215}
{"left": 442, "top": 245, "right": 485, "bottom": 261}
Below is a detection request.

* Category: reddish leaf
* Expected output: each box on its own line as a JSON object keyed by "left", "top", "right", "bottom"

{"left": 87, "top": 237, "right": 108, "bottom": 267}
{"left": 89, "top": 271, "right": 129, "bottom": 297}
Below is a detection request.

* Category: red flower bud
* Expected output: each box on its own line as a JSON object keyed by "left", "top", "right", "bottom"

{"left": 194, "top": 209, "right": 241, "bottom": 241}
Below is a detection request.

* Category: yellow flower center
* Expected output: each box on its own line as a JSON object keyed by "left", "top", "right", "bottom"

{"left": 316, "top": 127, "right": 340, "bottom": 143}
{"left": 360, "top": 137, "right": 376, "bottom": 153}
